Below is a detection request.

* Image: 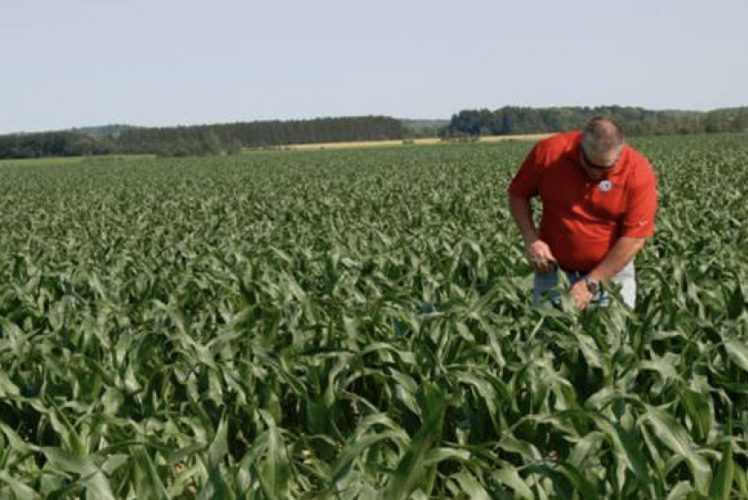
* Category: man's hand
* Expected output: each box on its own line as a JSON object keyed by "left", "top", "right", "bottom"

{"left": 569, "top": 280, "right": 594, "bottom": 310}
{"left": 526, "top": 240, "right": 557, "bottom": 273}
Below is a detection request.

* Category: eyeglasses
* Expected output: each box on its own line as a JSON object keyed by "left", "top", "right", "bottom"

{"left": 581, "top": 148, "right": 617, "bottom": 170}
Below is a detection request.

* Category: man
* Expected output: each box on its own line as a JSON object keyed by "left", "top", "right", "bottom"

{"left": 507, "top": 117, "right": 657, "bottom": 310}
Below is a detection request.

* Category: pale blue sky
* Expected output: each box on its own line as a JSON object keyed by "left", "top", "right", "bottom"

{"left": 1, "top": 0, "right": 746, "bottom": 134}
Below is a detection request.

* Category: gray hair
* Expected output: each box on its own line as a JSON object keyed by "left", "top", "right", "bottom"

{"left": 581, "top": 116, "right": 625, "bottom": 157}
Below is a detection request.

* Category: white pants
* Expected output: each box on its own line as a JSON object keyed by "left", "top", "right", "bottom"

{"left": 533, "top": 261, "right": 637, "bottom": 308}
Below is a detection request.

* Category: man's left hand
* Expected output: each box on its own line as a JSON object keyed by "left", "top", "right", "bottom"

{"left": 569, "top": 280, "right": 594, "bottom": 310}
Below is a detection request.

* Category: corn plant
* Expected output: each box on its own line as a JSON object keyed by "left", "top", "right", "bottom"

{"left": 0, "top": 135, "right": 746, "bottom": 498}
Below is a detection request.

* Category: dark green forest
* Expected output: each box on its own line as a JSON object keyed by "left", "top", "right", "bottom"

{"left": 0, "top": 116, "right": 405, "bottom": 159}
{"left": 1, "top": 107, "right": 746, "bottom": 159}
{"left": 443, "top": 106, "right": 748, "bottom": 137}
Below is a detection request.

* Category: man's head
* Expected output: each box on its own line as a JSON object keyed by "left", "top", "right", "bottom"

{"left": 580, "top": 116, "right": 625, "bottom": 170}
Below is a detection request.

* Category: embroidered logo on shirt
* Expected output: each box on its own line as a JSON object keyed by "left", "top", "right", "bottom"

{"left": 598, "top": 180, "right": 613, "bottom": 192}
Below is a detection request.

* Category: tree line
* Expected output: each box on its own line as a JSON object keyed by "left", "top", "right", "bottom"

{"left": 2, "top": 107, "right": 747, "bottom": 160}
{"left": 442, "top": 106, "right": 748, "bottom": 138}
{"left": 0, "top": 116, "right": 406, "bottom": 159}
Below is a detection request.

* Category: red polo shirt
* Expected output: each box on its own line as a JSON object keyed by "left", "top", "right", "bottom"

{"left": 508, "top": 131, "right": 657, "bottom": 272}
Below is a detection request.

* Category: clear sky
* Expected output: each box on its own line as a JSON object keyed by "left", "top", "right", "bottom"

{"left": 1, "top": 0, "right": 746, "bottom": 134}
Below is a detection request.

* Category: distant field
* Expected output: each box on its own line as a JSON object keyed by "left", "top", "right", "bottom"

{"left": 262, "top": 132, "right": 553, "bottom": 151}
{"left": 1, "top": 135, "right": 747, "bottom": 497}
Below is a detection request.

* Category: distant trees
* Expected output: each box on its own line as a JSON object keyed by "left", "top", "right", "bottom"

{"left": 113, "top": 116, "right": 406, "bottom": 156}
{"left": 0, "top": 132, "right": 117, "bottom": 159}
{"left": 1, "top": 109, "right": 746, "bottom": 160}
{"left": 442, "top": 106, "right": 748, "bottom": 138}
{"left": 0, "top": 116, "right": 406, "bottom": 159}
{"left": 401, "top": 120, "right": 450, "bottom": 138}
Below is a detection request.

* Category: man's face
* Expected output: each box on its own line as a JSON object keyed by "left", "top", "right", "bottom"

{"left": 580, "top": 146, "right": 620, "bottom": 180}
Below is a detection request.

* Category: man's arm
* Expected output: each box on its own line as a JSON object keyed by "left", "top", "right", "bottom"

{"left": 508, "top": 193, "right": 556, "bottom": 273}
{"left": 569, "top": 236, "right": 646, "bottom": 309}
{"left": 507, "top": 193, "right": 538, "bottom": 247}
{"left": 587, "top": 236, "right": 646, "bottom": 283}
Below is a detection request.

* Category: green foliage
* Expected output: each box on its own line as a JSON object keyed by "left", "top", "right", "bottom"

{"left": 0, "top": 134, "right": 747, "bottom": 497}
{"left": 119, "top": 116, "right": 405, "bottom": 156}
{"left": 0, "top": 116, "right": 406, "bottom": 159}
{"left": 445, "top": 105, "right": 748, "bottom": 137}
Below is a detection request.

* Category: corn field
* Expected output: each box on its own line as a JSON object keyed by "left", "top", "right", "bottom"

{"left": 1, "top": 134, "right": 747, "bottom": 498}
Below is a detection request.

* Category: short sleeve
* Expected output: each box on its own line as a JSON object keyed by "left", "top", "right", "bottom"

{"left": 508, "top": 144, "right": 542, "bottom": 198}
{"left": 621, "top": 163, "right": 658, "bottom": 238}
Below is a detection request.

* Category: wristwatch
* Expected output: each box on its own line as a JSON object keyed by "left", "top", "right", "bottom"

{"left": 584, "top": 277, "right": 600, "bottom": 295}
